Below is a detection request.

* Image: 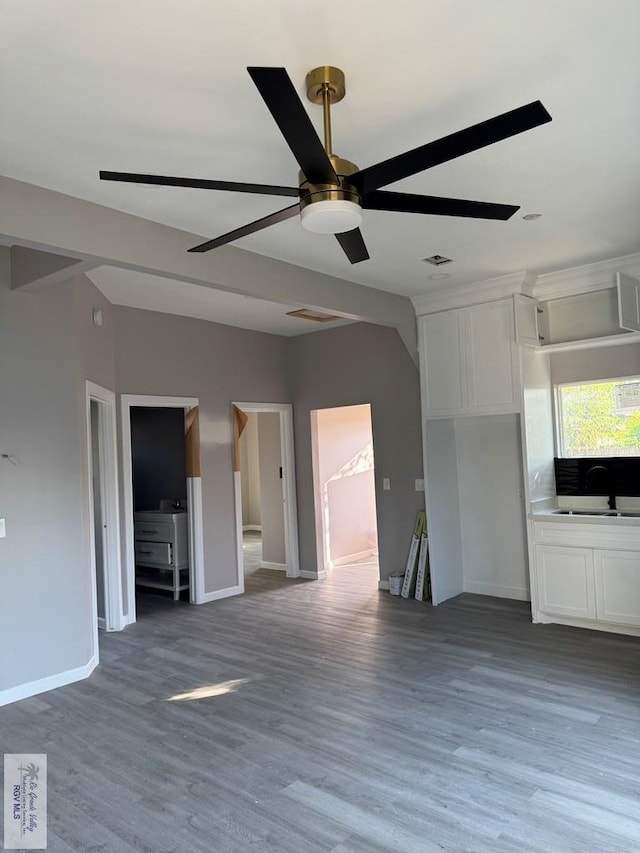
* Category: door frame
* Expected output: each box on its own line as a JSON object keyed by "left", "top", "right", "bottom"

{"left": 232, "top": 402, "right": 300, "bottom": 588}
{"left": 120, "top": 394, "right": 206, "bottom": 624}
{"left": 85, "top": 381, "right": 124, "bottom": 638}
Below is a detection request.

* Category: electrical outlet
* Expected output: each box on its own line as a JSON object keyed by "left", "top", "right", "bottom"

{"left": 0, "top": 518, "right": 5, "bottom": 538}
{"left": 382, "top": 478, "right": 391, "bottom": 491}
{"left": 415, "top": 479, "right": 425, "bottom": 492}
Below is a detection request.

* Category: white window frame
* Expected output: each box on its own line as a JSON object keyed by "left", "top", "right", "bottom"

{"left": 554, "top": 374, "right": 640, "bottom": 458}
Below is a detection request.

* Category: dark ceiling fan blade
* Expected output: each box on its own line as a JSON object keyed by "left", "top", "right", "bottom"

{"left": 187, "top": 202, "right": 300, "bottom": 253}
{"left": 247, "top": 67, "right": 338, "bottom": 186}
{"left": 363, "top": 190, "right": 519, "bottom": 220}
{"left": 99, "top": 171, "right": 300, "bottom": 197}
{"left": 349, "top": 101, "right": 552, "bottom": 195}
{"left": 335, "top": 228, "right": 370, "bottom": 264}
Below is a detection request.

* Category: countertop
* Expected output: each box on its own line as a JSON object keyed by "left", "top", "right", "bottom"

{"left": 531, "top": 508, "right": 640, "bottom": 526}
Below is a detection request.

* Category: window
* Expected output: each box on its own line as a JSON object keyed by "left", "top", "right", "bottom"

{"left": 556, "top": 378, "right": 640, "bottom": 458}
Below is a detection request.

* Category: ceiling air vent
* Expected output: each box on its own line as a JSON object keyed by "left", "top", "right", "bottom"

{"left": 286, "top": 308, "right": 342, "bottom": 323}
{"left": 422, "top": 254, "right": 453, "bottom": 266}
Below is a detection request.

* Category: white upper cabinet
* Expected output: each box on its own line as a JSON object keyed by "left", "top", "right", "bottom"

{"left": 617, "top": 271, "right": 640, "bottom": 332}
{"left": 419, "top": 299, "right": 519, "bottom": 418}
{"left": 466, "top": 300, "right": 519, "bottom": 413}
{"left": 419, "top": 309, "right": 467, "bottom": 416}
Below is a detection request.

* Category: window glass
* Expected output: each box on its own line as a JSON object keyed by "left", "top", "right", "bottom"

{"left": 557, "top": 378, "right": 640, "bottom": 457}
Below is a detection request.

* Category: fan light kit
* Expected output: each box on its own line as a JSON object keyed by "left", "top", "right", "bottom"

{"left": 100, "top": 65, "right": 552, "bottom": 264}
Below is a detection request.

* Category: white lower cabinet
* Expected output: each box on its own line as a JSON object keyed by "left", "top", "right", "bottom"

{"left": 534, "top": 537, "right": 640, "bottom": 632}
{"left": 594, "top": 550, "right": 640, "bottom": 626}
{"left": 535, "top": 545, "right": 596, "bottom": 619}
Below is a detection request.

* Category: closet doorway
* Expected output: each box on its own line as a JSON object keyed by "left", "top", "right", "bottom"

{"left": 120, "top": 395, "right": 205, "bottom": 624}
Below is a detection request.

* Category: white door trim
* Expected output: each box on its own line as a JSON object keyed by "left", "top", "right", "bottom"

{"left": 232, "top": 402, "right": 300, "bottom": 583}
{"left": 85, "top": 381, "right": 124, "bottom": 644}
{"left": 120, "top": 394, "right": 205, "bottom": 624}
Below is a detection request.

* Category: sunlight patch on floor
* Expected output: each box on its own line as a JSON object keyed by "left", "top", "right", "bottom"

{"left": 166, "top": 677, "right": 251, "bottom": 702}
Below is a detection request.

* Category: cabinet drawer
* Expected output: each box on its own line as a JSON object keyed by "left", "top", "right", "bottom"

{"left": 135, "top": 541, "right": 173, "bottom": 566}
{"left": 134, "top": 521, "right": 173, "bottom": 542}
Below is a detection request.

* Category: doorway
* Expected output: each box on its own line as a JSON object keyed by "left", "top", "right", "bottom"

{"left": 232, "top": 402, "right": 300, "bottom": 587}
{"left": 310, "top": 404, "right": 380, "bottom": 585}
{"left": 120, "top": 395, "right": 205, "bottom": 624}
{"left": 85, "top": 381, "right": 124, "bottom": 644}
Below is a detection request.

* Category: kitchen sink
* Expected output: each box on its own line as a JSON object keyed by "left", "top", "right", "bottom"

{"left": 552, "top": 510, "right": 605, "bottom": 516}
{"left": 551, "top": 509, "right": 640, "bottom": 517}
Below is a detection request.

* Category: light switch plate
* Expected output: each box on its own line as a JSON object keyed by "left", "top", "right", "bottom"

{"left": 415, "top": 479, "right": 425, "bottom": 492}
{"left": 382, "top": 478, "right": 391, "bottom": 491}
{"left": 0, "top": 518, "right": 5, "bottom": 538}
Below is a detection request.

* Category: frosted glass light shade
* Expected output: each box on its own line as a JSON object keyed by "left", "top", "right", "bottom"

{"left": 300, "top": 199, "right": 363, "bottom": 234}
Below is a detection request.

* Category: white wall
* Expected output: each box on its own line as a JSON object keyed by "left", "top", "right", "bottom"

{"left": 424, "top": 418, "right": 464, "bottom": 605}
{"left": 551, "top": 342, "right": 640, "bottom": 385}
{"left": 456, "top": 415, "right": 529, "bottom": 601}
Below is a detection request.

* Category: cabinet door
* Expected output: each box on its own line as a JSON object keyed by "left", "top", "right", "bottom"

{"left": 617, "top": 271, "right": 640, "bottom": 332}
{"left": 535, "top": 545, "right": 595, "bottom": 619}
{"left": 419, "top": 311, "right": 467, "bottom": 416}
{"left": 514, "top": 294, "right": 541, "bottom": 347}
{"left": 466, "top": 300, "right": 519, "bottom": 412}
{"left": 594, "top": 549, "right": 640, "bottom": 626}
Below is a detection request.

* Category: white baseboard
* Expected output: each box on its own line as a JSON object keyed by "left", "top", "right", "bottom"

{"left": 329, "top": 549, "right": 377, "bottom": 568}
{"left": 243, "top": 525, "right": 262, "bottom": 532}
{"left": 97, "top": 616, "right": 106, "bottom": 631}
{"left": 464, "top": 580, "right": 530, "bottom": 602}
{"left": 261, "top": 561, "right": 286, "bottom": 571}
{"left": 200, "top": 584, "right": 243, "bottom": 604}
{"left": 0, "top": 654, "right": 98, "bottom": 708}
{"left": 378, "top": 580, "right": 389, "bottom": 591}
{"left": 299, "top": 569, "right": 327, "bottom": 580}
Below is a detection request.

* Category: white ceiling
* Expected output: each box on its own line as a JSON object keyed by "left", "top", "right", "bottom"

{"left": 87, "top": 266, "right": 353, "bottom": 336}
{"left": 2, "top": 0, "right": 640, "bottom": 300}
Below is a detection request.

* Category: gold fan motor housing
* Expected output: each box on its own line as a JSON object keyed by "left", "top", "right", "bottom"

{"left": 298, "top": 155, "right": 360, "bottom": 211}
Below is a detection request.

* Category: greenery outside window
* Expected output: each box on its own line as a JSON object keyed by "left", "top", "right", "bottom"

{"left": 556, "top": 377, "right": 640, "bottom": 458}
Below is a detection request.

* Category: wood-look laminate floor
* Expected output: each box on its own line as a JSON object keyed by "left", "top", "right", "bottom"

{"left": 3, "top": 568, "right": 640, "bottom": 852}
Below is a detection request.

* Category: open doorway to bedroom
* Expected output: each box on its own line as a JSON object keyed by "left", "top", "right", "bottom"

{"left": 232, "top": 402, "right": 300, "bottom": 590}
{"left": 310, "top": 404, "right": 380, "bottom": 587}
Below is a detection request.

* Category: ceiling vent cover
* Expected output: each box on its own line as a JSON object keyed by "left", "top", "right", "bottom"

{"left": 422, "top": 254, "right": 453, "bottom": 266}
{"left": 287, "top": 308, "right": 342, "bottom": 323}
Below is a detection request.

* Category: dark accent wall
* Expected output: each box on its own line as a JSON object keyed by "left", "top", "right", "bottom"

{"left": 130, "top": 407, "right": 187, "bottom": 511}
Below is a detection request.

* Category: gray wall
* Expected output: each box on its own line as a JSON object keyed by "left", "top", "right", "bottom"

{"left": 0, "top": 250, "right": 95, "bottom": 692}
{"left": 114, "top": 306, "right": 290, "bottom": 592}
{"left": 258, "top": 412, "right": 285, "bottom": 565}
{"left": 288, "top": 323, "right": 424, "bottom": 582}
{"left": 240, "top": 414, "right": 261, "bottom": 527}
{"left": 0, "top": 266, "right": 424, "bottom": 699}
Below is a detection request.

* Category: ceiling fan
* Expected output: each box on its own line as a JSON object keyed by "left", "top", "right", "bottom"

{"left": 100, "top": 65, "right": 551, "bottom": 264}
